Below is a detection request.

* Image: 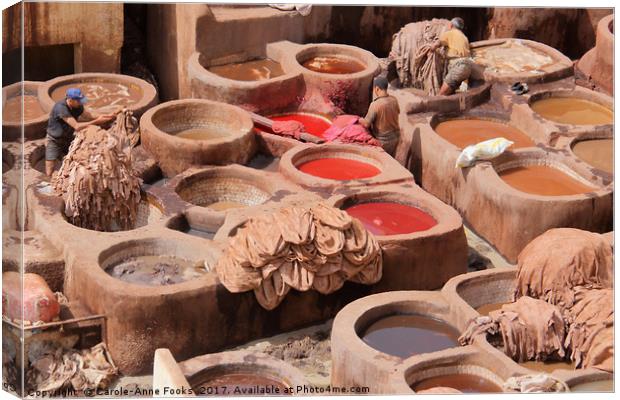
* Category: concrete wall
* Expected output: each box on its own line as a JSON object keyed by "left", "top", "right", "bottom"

{"left": 2, "top": 2, "right": 123, "bottom": 75}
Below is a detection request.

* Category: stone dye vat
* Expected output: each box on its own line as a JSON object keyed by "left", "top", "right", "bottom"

{"left": 279, "top": 143, "right": 413, "bottom": 192}
{"left": 188, "top": 42, "right": 304, "bottom": 116}
{"left": 178, "top": 350, "right": 309, "bottom": 395}
{"left": 2, "top": 81, "right": 49, "bottom": 141}
{"left": 571, "top": 139, "right": 613, "bottom": 175}
{"left": 411, "top": 373, "right": 503, "bottom": 393}
{"left": 433, "top": 118, "right": 535, "bottom": 150}
{"left": 577, "top": 14, "right": 614, "bottom": 95}
{"left": 38, "top": 73, "right": 158, "bottom": 117}
{"left": 470, "top": 39, "right": 573, "bottom": 84}
{"left": 140, "top": 99, "right": 257, "bottom": 176}
{"left": 530, "top": 97, "right": 613, "bottom": 126}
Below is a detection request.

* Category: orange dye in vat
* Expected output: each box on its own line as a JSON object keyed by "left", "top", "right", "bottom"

{"left": 499, "top": 165, "right": 595, "bottom": 196}
{"left": 297, "top": 158, "right": 380, "bottom": 180}
{"left": 345, "top": 202, "right": 437, "bottom": 235}
{"left": 434, "top": 119, "right": 534, "bottom": 149}
{"left": 530, "top": 97, "right": 613, "bottom": 125}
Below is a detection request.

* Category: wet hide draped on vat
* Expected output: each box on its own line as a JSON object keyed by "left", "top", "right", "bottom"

{"left": 564, "top": 288, "right": 613, "bottom": 372}
{"left": 322, "top": 115, "right": 381, "bottom": 147}
{"left": 459, "top": 297, "right": 567, "bottom": 363}
{"left": 52, "top": 110, "right": 141, "bottom": 232}
{"left": 514, "top": 228, "right": 613, "bottom": 309}
{"left": 215, "top": 202, "right": 383, "bottom": 309}
{"left": 389, "top": 19, "right": 449, "bottom": 94}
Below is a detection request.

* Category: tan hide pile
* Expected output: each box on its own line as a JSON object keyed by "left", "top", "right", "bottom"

{"left": 215, "top": 202, "right": 383, "bottom": 309}
{"left": 52, "top": 110, "right": 141, "bottom": 232}
{"left": 515, "top": 228, "right": 613, "bottom": 309}
{"left": 389, "top": 19, "right": 449, "bottom": 94}
{"left": 564, "top": 287, "right": 613, "bottom": 372}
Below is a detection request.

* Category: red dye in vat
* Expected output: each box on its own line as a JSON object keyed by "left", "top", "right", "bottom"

{"left": 297, "top": 158, "right": 380, "bottom": 180}
{"left": 345, "top": 202, "right": 437, "bottom": 235}
{"left": 256, "top": 113, "right": 332, "bottom": 138}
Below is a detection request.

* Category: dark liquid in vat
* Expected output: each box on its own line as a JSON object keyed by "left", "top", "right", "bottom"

{"left": 196, "top": 373, "right": 288, "bottom": 395}
{"left": 361, "top": 314, "right": 460, "bottom": 358}
{"left": 106, "top": 255, "right": 206, "bottom": 286}
{"left": 476, "top": 302, "right": 508, "bottom": 315}
{"left": 570, "top": 380, "right": 613, "bottom": 392}
{"left": 520, "top": 359, "right": 575, "bottom": 374}
{"left": 413, "top": 374, "right": 503, "bottom": 393}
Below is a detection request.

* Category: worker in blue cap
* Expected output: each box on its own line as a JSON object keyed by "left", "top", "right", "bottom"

{"left": 45, "top": 87, "right": 117, "bottom": 176}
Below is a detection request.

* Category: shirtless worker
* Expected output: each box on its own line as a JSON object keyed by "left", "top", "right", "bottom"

{"left": 431, "top": 17, "right": 473, "bottom": 96}
{"left": 359, "top": 76, "right": 400, "bottom": 156}
{"left": 45, "top": 88, "right": 116, "bottom": 176}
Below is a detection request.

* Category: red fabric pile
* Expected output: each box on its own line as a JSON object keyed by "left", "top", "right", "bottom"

{"left": 323, "top": 115, "right": 381, "bottom": 147}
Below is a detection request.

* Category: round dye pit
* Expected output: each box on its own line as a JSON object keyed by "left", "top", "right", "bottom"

{"left": 193, "top": 373, "right": 288, "bottom": 393}
{"left": 412, "top": 374, "right": 503, "bottom": 393}
{"left": 301, "top": 55, "right": 366, "bottom": 74}
{"left": 51, "top": 81, "right": 143, "bottom": 114}
{"left": 208, "top": 58, "right": 285, "bottom": 81}
{"left": 520, "top": 360, "right": 575, "bottom": 374}
{"left": 530, "top": 97, "right": 613, "bottom": 125}
{"left": 498, "top": 165, "right": 595, "bottom": 196}
{"left": 361, "top": 314, "right": 460, "bottom": 358}
{"left": 570, "top": 380, "right": 613, "bottom": 392}
{"left": 176, "top": 174, "right": 271, "bottom": 211}
{"left": 434, "top": 119, "right": 534, "bottom": 149}
{"left": 256, "top": 113, "right": 332, "bottom": 139}
{"left": 105, "top": 255, "right": 206, "bottom": 286}
{"left": 571, "top": 139, "right": 613, "bottom": 174}
{"left": 476, "top": 302, "right": 508, "bottom": 315}
{"left": 297, "top": 158, "right": 380, "bottom": 180}
{"left": 3, "top": 94, "right": 46, "bottom": 123}
{"left": 344, "top": 202, "right": 437, "bottom": 236}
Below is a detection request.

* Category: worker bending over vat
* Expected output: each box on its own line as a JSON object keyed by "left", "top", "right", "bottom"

{"left": 360, "top": 76, "right": 400, "bottom": 156}
{"left": 45, "top": 88, "right": 117, "bottom": 176}
{"left": 431, "top": 17, "right": 473, "bottom": 96}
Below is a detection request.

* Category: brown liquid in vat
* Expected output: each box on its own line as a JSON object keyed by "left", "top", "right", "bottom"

{"left": 499, "top": 165, "right": 595, "bottom": 196}
{"left": 3, "top": 94, "right": 46, "bottom": 122}
{"left": 434, "top": 119, "right": 534, "bottom": 149}
{"left": 570, "top": 380, "right": 614, "bottom": 392}
{"left": 106, "top": 255, "right": 206, "bottom": 286}
{"left": 208, "top": 59, "right": 285, "bottom": 81}
{"left": 476, "top": 302, "right": 508, "bottom": 315}
{"left": 572, "top": 139, "right": 613, "bottom": 174}
{"left": 413, "top": 374, "right": 503, "bottom": 393}
{"left": 51, "top": 82, "right": 142, "bottom": 114}
{"left": 531, "top": 97, "right": 613, "bottom": 125}
{"left": 361, "top": 314, "right": 459, "bottom": 358}
{"left": 302, "top": 56, "right": 366, "bottom": 74}
{"left": 520, "top": 360, "right": 575, "bottom": 374}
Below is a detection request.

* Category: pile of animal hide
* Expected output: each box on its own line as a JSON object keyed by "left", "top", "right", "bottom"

{"left": 215, "top": 202, "right": 383, "bottom": 309}
{"left": 459, "top": 296, "right": 567, "bottom": 362}
{"left": 322, "top": 115, "right": 381, "bottom": 147}
{"left": 460, "top": 228, "right": 614, "bottom": 375}
{"left": 52, "top": 110, "right": 141, "bottom": 232}
{"left": 26, "top": 342, "right": 117, "bottom": 394}
{"left": 503, "top": 374, "right": 569, "bottom": 393}
{"left": 515, "top": 228, "right": 613, "bottom": 309}
{"left": 388, "top": 19, "right": 449, "bottom": 94}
